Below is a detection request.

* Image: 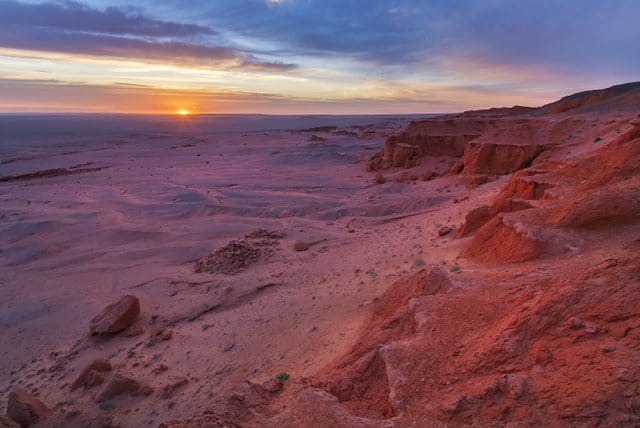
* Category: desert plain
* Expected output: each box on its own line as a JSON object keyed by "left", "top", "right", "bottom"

{"left": 1, "top": 82, "right": 640, "bottom": 427}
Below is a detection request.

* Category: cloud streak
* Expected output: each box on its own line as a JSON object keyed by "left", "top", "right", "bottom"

{"left": 0, "top": 0, "right": 296, "bottom": 72}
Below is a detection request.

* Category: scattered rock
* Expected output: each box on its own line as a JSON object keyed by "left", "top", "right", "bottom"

{"left": 194, "top": 240, "right": 260, "bottom": 275}
{"left": 90, "top": 295, "right": 141, "bottom": 335}
{"left": 293, "top": 241, "right": 309, "bottom": 251}
{"left": 374, "top": 172, "right": 386, "bottom": 184}
{"left": 94, "top": 373, "right": 141, "bottom": 402}
{"left": 6, "top": 389, "right": 52, "bottom": 427}
{"left": 71, "top": 358, "right": 112, "bottom": 391}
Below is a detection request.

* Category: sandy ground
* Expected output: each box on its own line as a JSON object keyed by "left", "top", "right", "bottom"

{"left": 0, "top": 113, "right": 477, "bottom": 426}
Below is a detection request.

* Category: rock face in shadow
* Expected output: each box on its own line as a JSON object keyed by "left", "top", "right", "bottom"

{"left": 90, "top": 295, "right": 140, "bottom": 335}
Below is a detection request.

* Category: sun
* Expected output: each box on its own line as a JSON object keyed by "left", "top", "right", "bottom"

{"left": 176, "top": 108, "right": 191, "bottom": 116}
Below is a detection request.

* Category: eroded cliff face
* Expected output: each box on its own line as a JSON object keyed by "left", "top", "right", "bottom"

{"left": 161, "top": 83, "right": 640, "bottom": 427}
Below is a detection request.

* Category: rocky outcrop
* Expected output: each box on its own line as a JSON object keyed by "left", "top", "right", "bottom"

{"left": 541, "top": 81, "right": 640, "bottom": 113}
{"left": 90, "top": 295, "right": 140, "bottom": 335}
{"left": 6, "top": 389, "right": 52, "bottom": 427}
{"left": 457, "top": 170, "right": 553, "bottom": 237}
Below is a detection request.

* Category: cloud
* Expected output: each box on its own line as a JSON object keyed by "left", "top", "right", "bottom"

{"left": 0, "top": 0, "right": 213, "bottom": 37}
{"left": 0, "top": 0, "right": 297, "bottom": 72}
{"left": 193, "top": 0, "right": 640, "bottom": 75}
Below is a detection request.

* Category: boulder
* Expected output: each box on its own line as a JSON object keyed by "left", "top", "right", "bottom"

{"left": 6, "top": 389, "right": 52, "bottom": 427}
{"left": 94, "top": 373, "right": 141, "bottom": 402}
{"left": 90, "top": 295, "right": 140, "bottom": 335}
{"left": 71, "top": 358, "right": 112, "bottom": 391}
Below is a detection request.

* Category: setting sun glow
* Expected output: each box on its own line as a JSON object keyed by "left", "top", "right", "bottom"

{"left": 176, "top": 109, "right": 190, "bottom": 116}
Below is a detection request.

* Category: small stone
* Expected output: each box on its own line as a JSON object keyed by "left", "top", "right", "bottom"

{"left": 222, "top": 343, "right": 235, "bottom": 352}
{"left": 90, "top": 295, "right": 141, "bottom": 335}
{"left": 437, "top": 225, "right": 452, "bottom": 236}
{"left": 601, "top": 344, "right": 616, "bottom": 353}
{"left": 6, "top": 389, "right": 52, "bottom": 427}
{"left": 293, "top": 241, "right": 309, "bottom": 251}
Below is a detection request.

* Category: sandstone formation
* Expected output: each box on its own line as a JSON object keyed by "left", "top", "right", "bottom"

{"left": 90, "top": 295, "right": 140, "bottom": 335}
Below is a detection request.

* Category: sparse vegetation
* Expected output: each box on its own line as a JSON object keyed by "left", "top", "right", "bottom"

{"left": 98, "top": 400, "right": 115, "bottom": 410}
{"left": 275, "top": 372, "right": 290, "bottom": 382}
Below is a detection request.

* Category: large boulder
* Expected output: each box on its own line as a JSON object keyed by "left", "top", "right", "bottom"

{"left": 94, "top": 373, "right": 141, "bottom": 402}
{"left": 6, "top": 389, "right": 52, "bottom": 427}
{"left": 90, "top": 295, "right": 140, "bottom": 335}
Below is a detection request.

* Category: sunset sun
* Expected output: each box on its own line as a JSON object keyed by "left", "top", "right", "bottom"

{"left": 176, "top": 108, "right": 190, "bottom": 116}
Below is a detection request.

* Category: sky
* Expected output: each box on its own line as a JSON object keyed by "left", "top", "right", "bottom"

{"left": 0, "top": 0, "right": 638, "bottom": 114}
